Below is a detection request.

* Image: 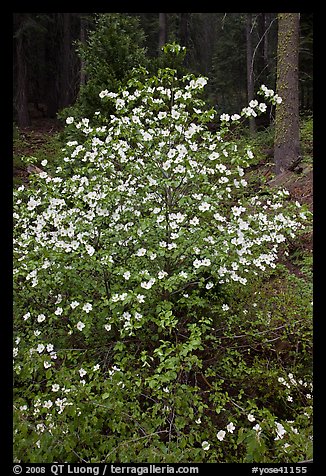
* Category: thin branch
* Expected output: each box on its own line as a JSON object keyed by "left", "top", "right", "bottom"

{"left": 221, "top": 13, "right": 227, "bottom": 30}
{"left": 200, "top": 373, "right": 213, "bottom": 389}
{"left": 251, "top": 16, "right": 277, "bottom": 79}
{"left": 103, "top": 430, "right": 169, "bottom": 462}
{"left": 219, "top": 322, "right": 302, "bottom": 340}
{"left": 230, "top": 398, "right": 246, "bottom": 412}
{"left": 168, "top": 408, "right": 175, "bottom": 443}
{"left": 70, "top": 446, "right": 89, "bottom": 463}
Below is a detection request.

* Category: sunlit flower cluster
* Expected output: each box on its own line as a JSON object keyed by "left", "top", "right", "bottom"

{"left": 13, "top": 71, "right": 308, "bottom": 343}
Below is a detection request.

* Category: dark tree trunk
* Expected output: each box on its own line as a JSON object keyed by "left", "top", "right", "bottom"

{"left": 80, "top": 14, "right": 87, "bottom": 87}
{"left": 46, "top": 77, "right": 59, "bottom": 118}
{"left": 246, "top": 13, "right": 256, "bottom": 134}
{"left": 179, "top": 13, "right": 189, "bottom": 48}
{"left": 158, "top": 13, "right": 167, "bottom": 51}
{"left": 274, "top": 13, "right": 300, "bottom": 174}
{"left": 60, "top": 13, "right": 72, "bottom": 109}
{"left": 44, "top": 13, "right": 60, "bottom": 117}
{"left": 263, "top": 13, "right": 270, "bottom": 74}
{"left": 14, "top": 14, "right": 31, "bottom": 127}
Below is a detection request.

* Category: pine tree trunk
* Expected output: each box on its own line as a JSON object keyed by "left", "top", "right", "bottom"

{"left": 80, "top": 14, "right": 87, "bottom": 87}
{"left": 246, "top": 13, "right": 256, "bottom": 134}
{"left": 274, "top": 13, "right": 300, "bottom": 174}
{"left": 15, "top": 15, "right": 31, "bottom": 127}
{"left": 60, "top": 13, "right": 72, "bottom": 109}
{"left": 180, "top": 13, "right": 189, "bottom": 47}
{"left": 263, "top": 13, "right": 270, "bottom": 74}
{"left": 45, "top": 13, "right": 60, "bottom": 117}
{"left": 158, "top": 13, "right": 167, "bottom": 52}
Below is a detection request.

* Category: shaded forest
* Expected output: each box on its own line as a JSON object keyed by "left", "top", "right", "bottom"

{"left": 13, "top": 12, "right": 313, "bottom": 127}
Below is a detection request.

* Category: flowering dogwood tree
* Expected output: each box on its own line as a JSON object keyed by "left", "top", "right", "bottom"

{"left": 13, "top": 62, "right": 311, "bottom": 462}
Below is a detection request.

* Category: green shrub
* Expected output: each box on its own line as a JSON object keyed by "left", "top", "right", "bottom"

{"left": 58, "top": 13, "right": 148, "bottom": 125}
{"left": 300, "top": 115, "right": 313, "bottom": 163}
{"left": 13, "top": 61, "right": 312, "bottom": 462}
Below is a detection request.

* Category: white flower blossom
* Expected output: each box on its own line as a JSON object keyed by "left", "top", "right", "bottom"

{"left": 220, "top": 113, "right": 230, "bottom": 122}
{"left": 253, "top": 424, "right": 262, "bottom": 434}
{"left": 275, "top": 422, "right": 286, "bottom": 440}
{"left": 136, "top": 294, "right": 145, "bottom": 303}
{"left": 99, "top": 89, "right": 109, "bottom": 98}
{"left": 79, "top": 368, "right": 87, "bottom": 378}
{"left": 202, "top": 441, "right": 210, "bottom": 450}
{"left": 226, "top": 422, "right": 236, "bottom": 433}
{"left": 202, "top": 258, "right": 211, "bottom": 266}
{"left": 198, "top": 202, "right": 211, "bottom": 212}
{"left": 231, "top": 113, "right": 241, "bottom": 121}
{"left": 123, "top": 271, "right": 131, "bottom": 280}
{"left": 141, "top": 278, "right": 155, "bottom": 290}
{"left": 82, "top": 303, "right": 92, "bottom": 313}
{"left": 77, "top": 321, "right": 85, "bottom": 331}
{"left": 217, "top": 430, "right": 226, "bottom": 441}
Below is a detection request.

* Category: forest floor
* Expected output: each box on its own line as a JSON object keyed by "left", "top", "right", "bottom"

{"left": 13, "top": 117, "right": 313, "bottom": 278}
{"left": 13, "top": 118, "right": 64, "bottom": 184}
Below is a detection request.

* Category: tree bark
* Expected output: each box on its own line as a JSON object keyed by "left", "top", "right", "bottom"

{"left": 60, "top": 13, "right": 72, "bottom": 109}
{"left": 14, "top": 14, "right": 31, "bottom": 127}
{"left": 246, "top": 13, "right": 256, "bottom": 134}
{"left": 44, "top": 13, "right": 60, "bottom": 117}
{"left": 263, "top": 13, "right": 270, "bottom": 73}
{"left": 179, "top": 13, "right": 189, "bottom": 48}
{"left": 158, "top": 13, "right": 167, "bottom": 51}
{"left": 274, "top": 13, "right": 300, "bottom": 174}
{"left": 80, "top": 14, "right": 87, "bottom": 87}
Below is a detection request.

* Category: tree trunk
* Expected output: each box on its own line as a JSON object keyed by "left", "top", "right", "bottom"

{"left": 14, "top": 14, "right": 31, "bottom": 127}
{"left": 158, "top": 13, "right": 167, "bottom": 51}
{"left": 263, "top": 13, "right": 270, "bottom": 74}
{"left": 44, "top": 13, "right": 60, "bottom": 117}
{"left": 80, "top": 14, "right": 87, "bottom": 87}
{"left": 179, "top": 13, "right": 189, "bottom": 48}
{"left": 246, "top": 13, "right": 256, "bottom": 134}
{"left": 274, "top": 13, "right": 300, "bottom": 174}
{"left": 60, "top": 13, "right": 72, "bottom": 109}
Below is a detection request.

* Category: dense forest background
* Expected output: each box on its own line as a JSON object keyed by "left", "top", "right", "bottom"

{"left": 13, "top": 12, "right": 313, "bottom": 128}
